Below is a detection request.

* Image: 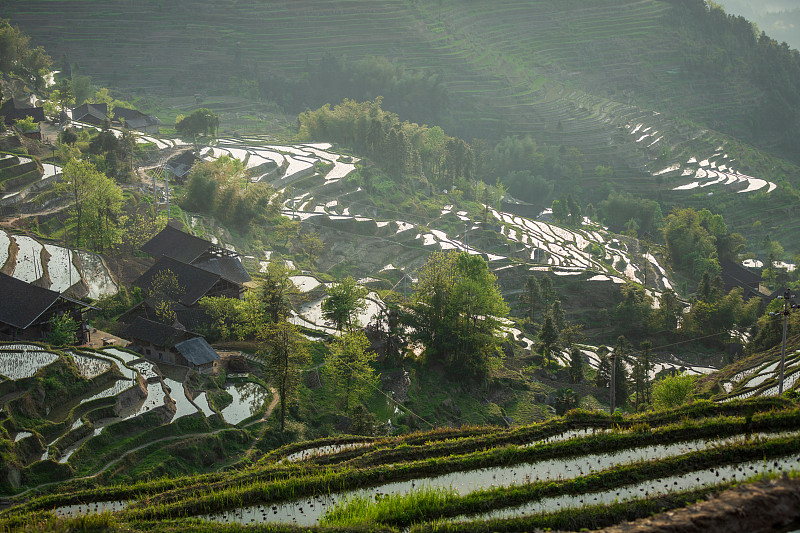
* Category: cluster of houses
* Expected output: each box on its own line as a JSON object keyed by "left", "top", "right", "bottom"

{"left": 0, "top": 224, "right": 250, "bottom": 374}
{"left": 1, "top": 96, "right": 162, "bottom": 141}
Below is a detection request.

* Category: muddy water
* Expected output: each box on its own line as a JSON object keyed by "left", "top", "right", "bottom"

{"left": 199, "top": 431, "right": 799, "bottom": 526}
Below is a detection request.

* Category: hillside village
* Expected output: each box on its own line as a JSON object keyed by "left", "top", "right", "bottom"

{"left": 2, "top": 1, "right": 800, "bottom": 531}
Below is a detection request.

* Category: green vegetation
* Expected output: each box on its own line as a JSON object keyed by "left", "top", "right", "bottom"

{"left": 176, "top": 108, "right": 219, "bottom": 138}
{"left": 404, "top": 251, "right": 509, "bottom": 379}
{"left": 652, "top": 373, "right": 696, "bottom": 409}
{"left": 181, "top": 156, "right": 283, "bottom": 232}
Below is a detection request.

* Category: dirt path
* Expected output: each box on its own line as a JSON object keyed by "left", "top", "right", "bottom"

{"left": 601, "top": 476, "right": 800, "bottom": 533}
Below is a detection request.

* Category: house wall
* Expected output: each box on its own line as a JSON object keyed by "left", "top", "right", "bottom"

{"left": 138, "top": 342, "right": 188, "bottom": 366}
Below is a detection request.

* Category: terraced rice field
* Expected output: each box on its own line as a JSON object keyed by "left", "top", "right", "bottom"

{"left": 0, "top": 229, "right": 118, "bottom": 298}
{"left": 6, "top": 399, "right": 799, "bottom": 531}
{"left": 70, "top": 352, "right": 112, "bottom": 379}
{"left": 717, "top": 350, "right": 800, "bottom": 401}
{"left": 0, "top": 348, "right": 58, "bottom": 379}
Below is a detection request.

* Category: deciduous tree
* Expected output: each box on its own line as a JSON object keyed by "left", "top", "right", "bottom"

{"left": 324, "top": 331, "right": 378, "bottom": 415}
{"left": 322, "top": 276, "right": 368, "bottom": 332}
{"left": 259, "top": 321, "right": 309, "bottom": 431}
{"left": 405, "top": 251, "right": 509, "bottom": 378}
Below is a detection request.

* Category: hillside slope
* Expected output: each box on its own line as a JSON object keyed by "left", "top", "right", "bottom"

{"left": 3, "top": 0, "right": 797, "bottom": 155}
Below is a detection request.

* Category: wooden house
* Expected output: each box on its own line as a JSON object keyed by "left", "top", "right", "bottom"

{"left": 721, "top": 260, "right": 767, "bottom": 300}
{"left": 0, "top": 273, "right": 94, "bottom": 343}
{"left": 123, "top": 316, "right": 218, "bottom": 372}
{"left": 165, "top": 150, "right": 200, "bottom": 182}
{"left": 0, "top": 98, "right": 45, "bottom": 126}
{"left": 71, "top": 103, "right": 108, "bottom": 126}
{"left": 141, "top": 224, "right": 250, "bottom": 291}
{"left": 133, "top": 256, "right": 243, "bottom": 306}
{"left": 113, "top": 107, "right": 162, "bottom": 134}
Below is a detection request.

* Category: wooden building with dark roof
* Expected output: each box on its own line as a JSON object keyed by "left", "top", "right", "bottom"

{"left": 721, "top": 260, "right": 767, "bottom": 300}
{"left": 71, "top": 103, "right": 108, "bottom": 126}
{"left": 141, "top": 224, "right": 250, "bottom": 288}
{"left": 123, "top": 316, "right": 217, "bottom": 371}
{"left": 0, "top": 98, "right": 45, "bottom": 125}
{"left": 0, "top": 273, "right": 94, "bottom": 343}
{"left": 165, "top": 150, "right": 200, "bottom": 182}
{"left": 113, "top": 107, "right": 162, "bottom": 134}
{"left": 133, "top": 256, "right": 242, "bottom": 306}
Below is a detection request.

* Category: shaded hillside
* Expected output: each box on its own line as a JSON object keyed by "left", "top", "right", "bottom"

{"left": 3, "top": 0, "right": 799, "bottom": 161}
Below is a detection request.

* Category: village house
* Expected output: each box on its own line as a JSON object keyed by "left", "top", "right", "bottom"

{"left": 141, "top": 223, "right": 251, "bottom": 291}
{"left": 71, "top": 103, "right": 108, "bottom": 126}
{"left": 133, "top": 255, "right": 244, "bottom": 306}
{"left": 165, "top": 150, "right": 200, "bottom": 183}
{"left": 124, "top": 316, "right": 219, "bottom": 372}
{"left": 70, "top": 103, "right": 162, "bottom": 133}
{"left": 720, "top": 260, "right": 768, "bottom": 300}
{"left": 0, "top": 273, "right": 95, "bottom": 343}
{"left": 122, "top": 224, "right": 249, "bottom": 331}
{"left": 0, "top": 98, "right": 45, "bottom": 126}
{"left": 113, "top": 107, "right": 162, "bottom": 134}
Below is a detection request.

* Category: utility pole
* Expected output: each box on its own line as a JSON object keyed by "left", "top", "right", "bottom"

{"left": 771, "top": 290, "right": 797, "bottom": 395}
{"left": 609, "top": 351, "right": 617, "bottom": 413}
{"left": 165, "top": 170, "right": 170, "bottom": 221}
{"left": 152, "top": 168, "right": 157, "bottom": 223}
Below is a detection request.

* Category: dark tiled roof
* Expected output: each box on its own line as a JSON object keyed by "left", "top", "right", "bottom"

{"left": 166, "top": 150, "right": 200, "bottom": 178}
{"left": 114, "top": 107, "right": 162, "bottom": 129}
{"left": 123, "top": 316, "right": 195, "bottom": 348}
{"left": 111, "top": 107, "right": 144, "bottom": 121}
{"left": 193, "top": 255, "right": 251, "bottom": 285}
{"left": 72, "top": 103, "right": 116, "bottom": 126}
{"left": 175, "top": 337, "right": 219, "bottom": 366}
{"left": 1, "top": 98, "right": 45, "bottom": 124}
{"left": 0, "top": 273, "right": 60, "bottom": 329}
{"left": 134, "top": 256, "right": 221, "bottom": 306}
{"left": 141, "top": 224, "right": 213, "bottom": 264}
{"left": 721, "top": 260, "right": 762, "bottom": 287}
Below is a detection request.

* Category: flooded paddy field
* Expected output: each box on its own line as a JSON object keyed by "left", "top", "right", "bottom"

{"left": 199, "top": 430, "right": 799, "bottom": 526}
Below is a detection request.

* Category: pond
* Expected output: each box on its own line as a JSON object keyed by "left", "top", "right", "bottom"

{"left": 199, "top": 431, "right": 797, "bottom": 526}
{"left": 220, "top": 382, "right": 270, "bottom": 425}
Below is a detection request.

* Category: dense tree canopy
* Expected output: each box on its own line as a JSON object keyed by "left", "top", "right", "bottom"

{"left": 298, "top": 99, "right": 474, "bottom": 189}
{"left": 0, "top": 19, "right": 52, "bottom": 90}
{"left": 56, "top": 159, "right": 124, "bottom": 252}
{"left": 404, "top": 251, "right": 509, "bottom": 379}
{"left": 181, "top": 156, "right": 282, "bottom": 231}
{"left": 322, "top": 277, "right": 368, "bottom": 332}
{"left": 663, "top": 207, "right": 745, "bottom": 278}
{"left": 176, "top": 108, "right": 219, "bottom": 137}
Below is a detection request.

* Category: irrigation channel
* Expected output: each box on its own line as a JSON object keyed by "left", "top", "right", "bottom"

{"left": 192, "top": 430, "right": 800, "bottom": 526}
